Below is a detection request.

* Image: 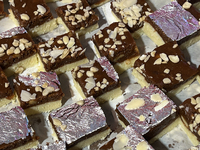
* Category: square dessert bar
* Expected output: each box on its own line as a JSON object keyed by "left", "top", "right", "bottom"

{"left": 99, "top": 125, "right": 155, "bottom": 150}
{"left": 56, "top": 0, "right": 99, "bottom": 36}
{"left": 110, "top": 0, "right": 152, "bottom": 39}
{"left": 87, "top": 0, "right": 110, "bottom": 8}
{"left": 132, "top": 41, "right": 199, "bottom": 94}
{"left": 0, "top": 27, "right": 38, "bottom": 77}
{"left": 8, "top": 0, "right": 57, "bottom": 37}
{"left": 143, "top": 1, "right": 200, "bottom": 48}
{"left": 0, "top": 0, "right": 6, "bottom": 19}
{"left": 37, "top": 32, "right": 88, "bottom": 74}
{"left": 92, "top": 22, "right": 140, "bottom": 74}
{"left": 14, "top": 71, "right": 64, "bottom": 116}
{"left": 0, "top": 106, "right": 38, "bottom": 150}
{"left": 49, "top": 96, "right": 111, "bottom": 150}
{"left": 71, "top": 56, "right": 122, "bottom": 104}
{"left": 116, "top": 85, "right": 178, "bottom": 142}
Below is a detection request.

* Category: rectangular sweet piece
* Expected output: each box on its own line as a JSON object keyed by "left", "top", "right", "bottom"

{"left": 0, "top": 106, "right": 38, "bottom": 150}
{"left": 116, "top": 85, "right": 177, "bottom": 141}
{"left": 110, "top": 0, "right": 152, "bottom": 39}
{"left": 13, "top": 71, "right": 64, "bottom": 116}
{"left": 8, "top": 0, "right": 57, "bottom": 37}
{"left": 71, "top": 56, "right": 122, "bottom": 104}
{"left": 132, "top": 41, "right": 199, "bottom": 94}
{"left": 99, "top": 125, "right": 155, "bottom": 150}
{"left": 87, "top": 0, "right": 110, "bottom": 8}
{"left": 37, "top": 32, "right": 88, "bottom": 74}
{"left": 0, "top": 27, "right": 38, "bottom": 77}
{"left": 56, "top": 0, "right": 99, "bottom": 36}
{"left": 143, "top": 1, "right": 200, "bottom": 48}
{"left": 0, "top": 0, "right": 6, "bottom": 19}
{"left": 49, "top": 96, "right": 111, "bottom": 150}
{"left": 92, "top": 22, "right": 140, "bottom": 74}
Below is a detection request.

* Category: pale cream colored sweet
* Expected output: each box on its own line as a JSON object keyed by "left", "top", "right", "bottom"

{"left": 13, "top": 140, "right": 39, "bottom": 150}
{"left": 0, "top": 96, "right": 16, "bottom": 108}
{"left": 90, "top": 0, "right": 111, "bottom": 8}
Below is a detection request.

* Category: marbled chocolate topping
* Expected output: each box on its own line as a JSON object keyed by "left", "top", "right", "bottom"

{"left": 0, "top": 106, "right": 32, "bottom": 145}
{"left": 50, "top": 96, "right": 107, "bottom": 145}
{"left": 148, "top": 1, "right": 200, "bottom": 41}
{"left": 0, "top": 27, "right": 27, "bottom": 39}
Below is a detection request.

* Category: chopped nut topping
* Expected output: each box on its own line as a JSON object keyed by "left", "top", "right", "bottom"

{"left": 160, "top": 53, "right": 169, "bottom": 62}
{"left": 20, "top": 13, "right": 30, "bottom": 20}
{"left": 154, "top": 58, "right": 162, "bottom": 65}
{"left": 7, "top": 49, "right": 14, "bottom": 55}
{"left": 164, "top": 69, "right": 170, "bottom": 74}
{"left": 77, "top": 71, "right": 83, "bottom": 78}
{"left": 182, "top": 1, "right": 192, "bottom": 9}
{"left": 173, "top": 44, "right": 178, "bottom": 48}
{"left": 35, "top": 86, "right": 42, "bottom": 92}
{"left": 42, "top": 86, "right": 55, "bottom": 96}
{"left": 5, "top": 82, "right": 9, "bottom": 88}
{"left": 42, "top": 82, "right": 48, "bottom": 88}
{"left": 90, "top": 67, "right": 98, "bottom": 72}
{"left": 169, "top": 55, "right": 179, "bottom": 63}
{"left": 163, "top": 78, "right": 171, "bottom": 84}
{"left": 86, "top": 71, "right": 94, "bottom": 77}
{"left": 37, "top": 5, "right": 46, "bottom": 15}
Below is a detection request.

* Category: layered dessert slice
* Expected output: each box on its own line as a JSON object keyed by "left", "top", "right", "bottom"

{"left": 49, "top": 96, "right": 111, "bottom": 150}
{"left": 110, "top": 0, "right": 152, "bottom": 39}
{"left": 87, "top": 0, "right": 110, "bottom": 8}
{"left": 0, "top": 0, "right": 6, "bottom": 19}
{"left": 0, "top": 27, "right": 38, "bottom": 77}
{"left": 92, "top": 22, "right": 140, "bottom": 74}
{"left": 56, "top": 0, "right": 99, "bottom": 36}
{"left": 8, "top": 0, "right": 58, "bottom": 37}
{"left": 132, "top": 41, "right": 199, "bottom": 95}
{"left": 37, "top": 32, "right": 88, "bottom": 74}
{"left": 0, "top": 106, "right": 38, "bottom": 150}
{"left": 115, "top": 85, "right": 178, "bottom": 143}
{"left": 99, "top": 125, "right": 154, "bottom": 150}
{"left": 71, "top": 56, "right": 122, "bottom": 104}
{"left": 143, "top": 1, "right": 200, "bottom": 48}
{"left": 13, "top": 71, "right": 64, "bottom": 116}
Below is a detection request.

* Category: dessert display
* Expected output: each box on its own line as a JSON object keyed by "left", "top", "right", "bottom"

{"left": 110, "top": 0, "right": 152, "bottom": 39}
{"left": 92, "top": 22, "right": 140, "bottom": 74}
{"left": 8, "top": 0, "right": 58, "bottom": 37}
{"left": 37, "top": 32, "right": 88, "bottom": 74}
{"left": 71, "top": 56, "right": 122, "bottom": 104}
{"left": 132, "top": 41, "right": 199, "bottom": 94}
{"left": 143, "top": 1, "right": 200, "bottom": 48}
{"left": 87, "top": 0, "right": 110, "bottom": 8}
{"left": 0, "top": 27, "right": 38, "bottom": 77}
{"left": 56, "top": 0, "right": 99, "bottom": 36}
{"left": 13, "top": 71, "right": 64, "bottom": 116}
{"left": 0, "top": 106, "right": 38, "bottom": 150}
{"left": 0, "top": 0, "right": 6, "bottom": 19}
{"left": 99, "top": 125, "right": 155, "bottom": 150}
{"left": 49, "top": 96, "right": 111, "bottom": 150}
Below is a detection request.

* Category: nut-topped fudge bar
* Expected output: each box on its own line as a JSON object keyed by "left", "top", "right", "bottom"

{"left": 8, "top": 0, "right": 58, "bottom": 37}
{"left": 143, "top": 1, "right": 200, "bottom": 48}
{"left": 56, "top": 0, "right": 99, "bottom": 36}
{"left": 0, "top": 0, "right": 6, "bottom": 19}
{"left": 110, "top": 0, "right": 152, "bottom": 39}
{"left": 115, "top": 85, "right": 177, "bottom": 142}
{"left": 0, "top": 27, "right": 38, "bottom": 77}
{"left": 14, "top": 71, "right": 64, "bottom": 116}
{"left": 132, "top": 41, "right": 199, "bottom": 95}
{"left": 0, "top": 106, "right": 38, "bottom": 150}
{"left": 49, "top": 96, "right": 111, "bottom": 150}
{"left": 179, "top": 93, "right": 200, "bottom": 146}
{"left": 92, "top": 22, "right": 140, "bottom": 74}
{"left": 37, "top": 32, "right": 88, "bottom": 74}
{"left": 71, "top": 57, "right": 122, "bottom": 104}
{"left": 99, "top": 125, "right": 155, "bottom": 150}
{"left": 87, "top": 0, "right": 110, "bottom": 8}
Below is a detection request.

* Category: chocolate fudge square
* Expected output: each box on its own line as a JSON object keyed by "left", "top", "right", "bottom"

{"left": 14, "top": 71, "right": 64, "bottom": 116}
{"left": 0, "top": 27, "right": 38, "bottom": 77}
{"left": 71, "top": 57, "right": 122, "bottom": 104}
{"left": 56, "top": 0, "right": 99, "bottom": 36}
{"left": 132, "top": 41, "right": 199, "bottom": 94}
{"left": 99, "top": 125, "right": 155, "bottom": 150}
{"left": 49, "top": 96, "right": 111, "bottom": 150}
{"left": 8, "top": 0, "right": 57, "bottom": 37}
{"left": 92, "top": 22, "right": 140, "bottom": 74}
{"left": 0, "top": 106, "right": 38, "bottom": 150}
{"left": 143, "top": 1, "right": 200, "bottom": 48}
{"left": 116, "top": 85, "right": 177, "bottom": 142}
{"left": 110, "top": 0, "right": 152, "bottom": 39}
{"left": 37, "top": 32, "right": 88, "bottom": 74}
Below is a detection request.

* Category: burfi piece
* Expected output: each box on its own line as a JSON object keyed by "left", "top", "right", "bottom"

{"left": 0, "top": 0, "right": 6, "bottom": 19}
{"left": 0, "top": 106, "right": 38, "bottom": 150}
{"left": 0, "top": 27, "right": 37, "bottom": 77}
{"left": 49, "top": 96, "right": 111, "bottom": 149}
{"left": 144, "top": 1, "right": 200, "bottom": 47}
{"left": 92, "top": 22, "right": 140, "bottom": 74}
{"left": 116, "top": 85, "right": 177, "bottom": 141}
{"left": 100, "top": 125, "right": 154, "bottom": 150}
{"left": 133, "top": 41, "right": 199, "bottom": 94}
{"left": 110, "top": 0, "right": 152, "bottom": 38}
{"left": 37, "top": 32, "right": 88, "bottom": 74}
{"left": 14, "top": 71, "right": 64, "bottom": 116}
{"left": 56, "top": 0, "right": 99, "bottom": 36}
{"left": 71, "top": 57, "right": 122, "bottom": 104}
{"left": 87, "top": 0, "right": 110, "bottom": 8}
